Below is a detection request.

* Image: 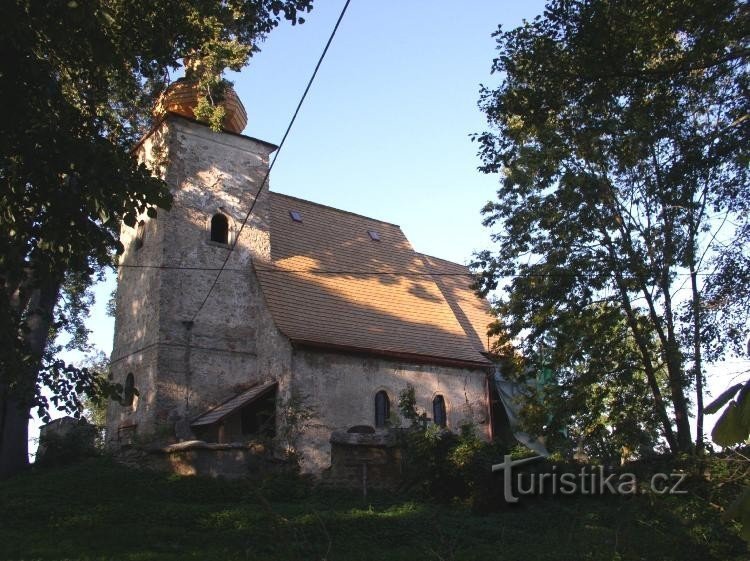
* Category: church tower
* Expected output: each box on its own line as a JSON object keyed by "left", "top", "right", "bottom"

{"left": 106, "top": 83, "right": 288, "bottom": 447}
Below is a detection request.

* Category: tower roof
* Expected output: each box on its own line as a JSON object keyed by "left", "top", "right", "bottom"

{"left": 153, "top": 79, "right": 248, "bottom": 134}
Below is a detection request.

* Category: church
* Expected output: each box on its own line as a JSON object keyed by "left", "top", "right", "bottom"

{"left": 106, "top": 82, "right": 505, "bottom": 475}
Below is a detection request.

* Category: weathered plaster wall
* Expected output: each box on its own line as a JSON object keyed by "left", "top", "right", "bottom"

{"left": 291, "top": 348, "right": 491, "bottom": 473}
{"left": 107, "top": 123, "right": 170, "bottom": 438}
{"left": 107, "top": 117, "right": 292, "bottom": 446}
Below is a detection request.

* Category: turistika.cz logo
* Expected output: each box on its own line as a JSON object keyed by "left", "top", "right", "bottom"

{"left": 492, "top": 455, "right": 688, "bottom": 503}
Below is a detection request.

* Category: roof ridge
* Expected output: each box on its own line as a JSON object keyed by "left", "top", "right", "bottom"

{"left": 269, "top": 191, "right": 402, "bottom": 228}
{"left": 418, "top": 252, "right": 471, "bottom": 271}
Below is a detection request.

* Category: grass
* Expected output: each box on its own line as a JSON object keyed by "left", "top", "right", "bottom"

{"left": 0, "top": 457, "right": 746, "bottom": 561}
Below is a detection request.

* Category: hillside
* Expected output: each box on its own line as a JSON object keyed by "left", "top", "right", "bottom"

{"left": 0, "top": 458, "right": 745, "bottom": 561}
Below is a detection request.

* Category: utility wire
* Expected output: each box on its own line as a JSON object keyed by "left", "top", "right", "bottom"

{"left": 118, "top": 261, "right": 716, "bottom": 278}
{"left": 189, "top": 0, "right": 352, "bottom": 323}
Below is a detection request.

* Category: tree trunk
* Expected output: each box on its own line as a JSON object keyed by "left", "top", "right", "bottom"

{"left": 615, "top": 275, "right": 678, "bottom": 452}
{"left": 0, "top": 275, "right": 61, "bottom": 479}
{"left": 688, "top": 221, "right": 704, "bottom": 453}
{"left": 599, "top": 225, "right": 679, "bottom": 451}
{"left": 0, "top": 387, "right": 30, "bottom": 479}
{"left": 691, "top": 267, "right": 704, "bottom": 453}
{"left": 662, "top": 280, "right": 693, "bottom": 452}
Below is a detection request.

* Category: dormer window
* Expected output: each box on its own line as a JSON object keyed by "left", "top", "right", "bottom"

{"left": 210, "top": 213, "right": 229, "bottom": 244}
{"left": 368, "top": 230, "right": 380, "bottom": 241}
{"left": 289, "top": 210, "right": 302, "bottom": 223}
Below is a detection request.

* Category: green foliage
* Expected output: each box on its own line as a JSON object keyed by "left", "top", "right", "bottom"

{"left": 473, "top": 0, "right": 749, "bottom": 454}
{"left": 510, "top": 305, "right": 665, "bottom": 464}
{"left": 397, "top": 384, "right": 428, "bottom": 430}
{"left": 725, "top": 487, "right": 750, "bottom": 543}
{"left": 76, "top": 351, "right": 111, "bottom": 427}
{"left": 706, "top": 381, "right": 750, "bottom": 542}
{"left": 275, "top": 391, "right": 317, "bottom": 465}
{"left": 708, "top": 380, "right": 750, "bottom": 448}
{"left": 35, "top": 356, "right": 124, "bottom": 425}
{"left": 396, "top": 384, "right": 508, "bottom": 506}
{"left": 194, "top": 91, "right": 228, "bottom": 131}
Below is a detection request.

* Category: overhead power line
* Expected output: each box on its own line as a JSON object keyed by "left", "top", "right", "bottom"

{"left": 189, "top": 0, "right": 352, "bottom": 323}
{"left": 116, "top": 262, "right": 716, "bottom": 278}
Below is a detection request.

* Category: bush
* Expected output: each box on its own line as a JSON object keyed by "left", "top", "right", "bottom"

{"left": 396, "top": 385, "right": 510, "bottom": 509}
{"left": 35, "top": 418, "right": 99, "bottom": 467}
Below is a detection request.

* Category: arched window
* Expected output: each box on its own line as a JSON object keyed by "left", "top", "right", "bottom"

{"left": 375, "top": 390, "right": 390, "bottom": 428}
{"left": 433, "top": 395, "right": 446, "bottom": 428}
{"left": 122, "top": 373, "right": 136, "bottom": 407}
{"left": 134, "top": 220, "right": 145, "bottom": 250}
{"left": 210, "top": 213, "right": 229, "bottom": 244}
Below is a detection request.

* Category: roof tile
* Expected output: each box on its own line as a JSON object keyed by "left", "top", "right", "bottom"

{"left": 256, "top": 193, "right": 494, "bottom": 366}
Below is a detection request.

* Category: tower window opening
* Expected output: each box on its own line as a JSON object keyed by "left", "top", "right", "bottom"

{"left": 134, "top": 221, "right": 145, "bottom": 250}
{"left": 122, "top": 373, "right": 136, "bottom": 407}
{"left": 211, "top": 213, "right": 229, "bottom": 244}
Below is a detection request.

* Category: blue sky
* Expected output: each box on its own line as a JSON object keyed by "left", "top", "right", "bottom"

{"left": 232, "top": 0, "right": 547, "bottom": 266}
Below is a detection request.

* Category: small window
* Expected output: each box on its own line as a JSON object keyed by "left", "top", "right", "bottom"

{"left": 289, "top": 210, "right": 302, "bottom": 223}
{"left": 368, "top": 230, "right": 380, "bottom": 241}
{"left": 122, "top": 373, "right": 136, "bottom": 407}
{"left": 210, "top": 213, "right": 229, "bottom": 244}
{"left": 134, "top": 221, "right": 145, "bottom": 250}
{"left": 433, "top": 395, "right": 446, "bottom": 428}
{"left": 375, "top": 390, "right": 390, "bottom": 428}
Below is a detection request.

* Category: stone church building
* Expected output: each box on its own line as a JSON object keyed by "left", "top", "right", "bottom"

{"left": 106, "top": 84, "right": 505, "bottom": 475}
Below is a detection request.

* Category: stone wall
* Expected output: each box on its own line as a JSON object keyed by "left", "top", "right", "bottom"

{"left": 291, "top": 347, "right": 491, "bottom": 473}
{"left": 107, "top": 124, "right": 169, "bottom": 438}
{"left": 107, "top": 116, "right": 293, "bottom": 448}
{"left": 325, "top": 430, "right": 402, "bottom": 491}
{"left": 143, "top": 441, "right": 283, "bottom": 478}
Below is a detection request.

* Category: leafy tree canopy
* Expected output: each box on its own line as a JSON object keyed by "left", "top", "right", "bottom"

{"left": 473, "top": 0, "right": 748, "bottom": 455}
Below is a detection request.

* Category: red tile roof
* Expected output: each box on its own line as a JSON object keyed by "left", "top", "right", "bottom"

{"left": 255, "top": 193, "right": 495, "bottom": 367}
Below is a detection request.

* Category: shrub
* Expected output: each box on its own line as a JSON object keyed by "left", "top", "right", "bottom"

{"left": 396, "top": 384, "right": 510, "bottom": 508}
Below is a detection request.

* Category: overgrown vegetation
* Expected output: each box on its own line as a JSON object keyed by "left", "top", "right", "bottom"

{"left": 395, "top": 384, "right": 508, "bottom": 507}
{"left": 472, "top": 0, "right": 749, "bottom": 456}
{"left": 0, "top": 457, "right": 745, "bottom": 561}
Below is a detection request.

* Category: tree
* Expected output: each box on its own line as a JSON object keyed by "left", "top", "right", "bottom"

{"left": 78, "top": 351, "right": 111, "bottom": 428}
{"left": 473, "top": 0, "right": 748, "bottom": 454}
{"left": 513, "top": 304, "right": 665, "bottom": 464}
{"left": 0, "top": 0, "right": 313, "bottom": 478}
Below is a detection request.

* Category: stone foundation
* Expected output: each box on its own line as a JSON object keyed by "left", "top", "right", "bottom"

{"left": 324, "top": 429, "right": 402, "bottom": 491}
{"left": 119, "top": 440, "right": 286, "bottom": 478}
